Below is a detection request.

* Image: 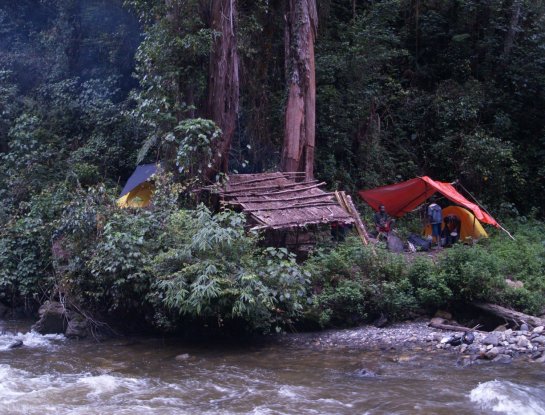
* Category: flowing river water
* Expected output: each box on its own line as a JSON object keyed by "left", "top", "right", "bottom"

{"left": 1, "top": 318, "right": 544, "bottom": 415}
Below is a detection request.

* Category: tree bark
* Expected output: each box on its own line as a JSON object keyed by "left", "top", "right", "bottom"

{"left": 280, "top": 0, "right": 318, "bottom": 180}
{"left": 205, "top": 0, "right": 240, "bottom": 182}
{"left": 503, "top": 0, "right": 522, "bottom": 59}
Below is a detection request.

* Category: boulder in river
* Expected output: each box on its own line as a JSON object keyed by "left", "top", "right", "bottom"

{"left": 65, "top": 314, "right": 89, "bottom": 339}
{"left": 32, "top": 301, "right": 67, "bottom": 334}
{"left": 31, "top": 301, "right": 89, "bottom": 338}
{"left": 8, "top": 340, "right": 23, "bottom": 349}
{"left": 0, "top": 302, "right": 9, "bottom": 318}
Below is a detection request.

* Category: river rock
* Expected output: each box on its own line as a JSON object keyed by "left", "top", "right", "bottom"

{"left": 65, "top": 314, "right": 88, "bottom": 339}
{"left": 466, "top": 345, "right": 480, "bottom": 355}
{"left": 353, "top": 368, "right": 378, "bottom": 378}
{"left": 31, "top": 301, "right": 67, "bottom": 334}
{"left": 483, "top": 333, "right": 500, "bottom": 346}
{"left": 175, "top": 353, "right": 191, "bottom": 361}
{"left": 517, "top": 336, "right": 530, "bottom": 348}
{"left": 520, "top": 323, "right": 529, "bottom": 332}
{"left": 8, "top": 340, "right": 23, "bottom": 349}
{"left": 531, "top": 336, "right": 545, "bottom": 345}
{"left": 492, "top": 354, "right": 512, "bottom": 364}
{"left": 533, "top": 326, "right": 544, "bottom": 334}
{"left": 485, "top": 347, "right": 502, "bottom": 360}
{"left": 533, "top": 354, "right": 545, "bottom": 363}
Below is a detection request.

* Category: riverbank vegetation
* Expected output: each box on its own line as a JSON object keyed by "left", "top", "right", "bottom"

{"left": 1, "top": 0, "right": 545, "bottom": 334}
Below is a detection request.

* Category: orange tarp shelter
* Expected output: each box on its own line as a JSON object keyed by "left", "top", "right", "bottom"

{"left": 358, "top": 176, "right": 500, "bottom": 228}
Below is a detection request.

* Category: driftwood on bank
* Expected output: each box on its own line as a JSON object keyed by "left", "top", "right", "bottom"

{"left": 473, "top": 302, "right": 545, "bottom": 328}
{"left": 428, "top": 317, "right": 477, "bottom": 333}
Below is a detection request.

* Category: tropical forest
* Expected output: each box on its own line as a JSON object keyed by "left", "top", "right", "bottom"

{"left": 1, "top": 1, "right": 545, "bottom": 412}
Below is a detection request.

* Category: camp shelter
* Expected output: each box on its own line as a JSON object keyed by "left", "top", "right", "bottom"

{"left": 423, "top": 206, "right": 489, "bottom": 240}
{"left": 358, "top": 176, "right": 500, "bottom": 228}
{"left": 117, "top": 163, "right": 159, "bottom": 208}
{"left": 205, "top": 172, "right": 357, "bottom": 255}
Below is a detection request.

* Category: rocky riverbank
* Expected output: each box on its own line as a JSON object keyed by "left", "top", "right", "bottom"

{"left": 278, "top": 319, "right": 545, "bottom": 365}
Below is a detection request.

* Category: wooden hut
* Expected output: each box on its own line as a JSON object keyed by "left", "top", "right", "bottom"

{"left": 206, "top": 172, "right": 355, "bottom": 255}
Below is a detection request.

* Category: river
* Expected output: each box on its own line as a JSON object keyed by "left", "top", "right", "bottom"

{"left": 1, "top": 318, "right": 544, "bottom": 415}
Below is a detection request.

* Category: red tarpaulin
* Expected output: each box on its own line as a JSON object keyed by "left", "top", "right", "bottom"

{"left": 358, "top": 176, "right": 499, "bottom": 228}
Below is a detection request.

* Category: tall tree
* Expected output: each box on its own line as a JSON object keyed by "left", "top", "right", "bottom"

{"left": 205, "top": 0, "right": 240, "bottom": 181}
{"left": 280, "top": 0, "right": 318, "bottom": 180}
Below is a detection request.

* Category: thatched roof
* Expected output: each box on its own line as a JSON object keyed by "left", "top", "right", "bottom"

{"left": 210, "top": 172, "right": 354, "bottom": 230}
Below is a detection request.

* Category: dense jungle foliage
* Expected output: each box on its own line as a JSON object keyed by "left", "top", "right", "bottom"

{"left": 0, "top": 0, "right": 544, "bottom": 333}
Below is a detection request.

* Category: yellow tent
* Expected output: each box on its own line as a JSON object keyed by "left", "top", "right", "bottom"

{"left": 117, "top": 181, "right": 154, "bottom": 208}
{"left": 424, "top": 205, "right": 488, "bottom": 241}
{"left": 117, "top": 164, "right": 158, "bottom": 208}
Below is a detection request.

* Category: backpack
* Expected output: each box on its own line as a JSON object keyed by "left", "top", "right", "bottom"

{"left": 407, "top": 234, "right": 432, "bottom": 251}
{"left": 428, "top": 204, "right": 442, "bottom": 224}
{"left": 387, "top": 234, "right": 405, "bottom": 253}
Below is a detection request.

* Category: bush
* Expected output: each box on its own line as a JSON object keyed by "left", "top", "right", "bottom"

{"left": 315, "top": 280, "right": 368, "bottom": 327}
{"left": 149, "top": 206, "right": 310, "bottom": 333}
{"left": 437, "top": 244, "right": 505, "bottom": 303}
{"left": 408, "top": 258, "right": 452, "bottom": 310}
{"left": 305, "top": 237, "right": 418, "bottom": 327}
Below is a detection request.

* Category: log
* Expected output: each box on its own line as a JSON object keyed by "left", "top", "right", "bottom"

{"left": 230, "top": 182, "right": 325, "bottom": 199}
{"left": 221, "top": 180, "right": 319, "bottom": 195}
{"left": 428, "top": 318, "right": 475, "bottom": 333}
{"left": 473, "top": 302, "right": 545, "bottom": 328}
{"left": 243, "top": 201, "right": 338, "bottom": 212}
{"left": 228, "top": 173, "right": 288, "bottom": 187}
{"left": 229, "top": 193, "right": 334, "bottom": 204}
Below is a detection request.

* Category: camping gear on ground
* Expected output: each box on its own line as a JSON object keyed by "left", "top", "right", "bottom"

{"left": 407, "top": 233, "right": 432, "bottom": 251}
{"left": 387, "top": 233, "right": 404, "bottom": 253}
{"left": 117, "top": 163, "right": 159, "bottom": 208}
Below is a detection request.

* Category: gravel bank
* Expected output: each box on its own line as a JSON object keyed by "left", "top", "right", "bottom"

{"left": 279, "top": 320, "right": 545, "bottom": 365}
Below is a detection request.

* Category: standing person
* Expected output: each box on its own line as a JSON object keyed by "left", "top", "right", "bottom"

{"left": 427, "top": 198, "right": 443, "bottom": 247}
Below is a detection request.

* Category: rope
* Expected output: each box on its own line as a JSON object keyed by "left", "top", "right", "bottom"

{"left": 455, "top": 181, "right": 515, "bottom": 241}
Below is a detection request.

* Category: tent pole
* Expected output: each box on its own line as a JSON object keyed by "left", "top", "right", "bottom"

{"left": 456, "top": 181, "right": 515, "bottom": 241}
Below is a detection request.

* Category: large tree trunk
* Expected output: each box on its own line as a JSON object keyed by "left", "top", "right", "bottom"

{"left": 281, "top": 0, "right": 318, "bottom": 180}
{"left": 205, "top": 0, "right": 240, "bottom": 182}
{"left": 503, "top": 0, "right": 522, "bottom": 59}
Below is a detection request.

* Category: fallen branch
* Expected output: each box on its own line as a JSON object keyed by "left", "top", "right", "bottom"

{"left": 428, "top": 318, "right": 475, "bottom": 333}
{"left": 473, "top": 302, "right": 545, "bottom": 328}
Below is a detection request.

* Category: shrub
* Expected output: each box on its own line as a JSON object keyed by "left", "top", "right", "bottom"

{"left": 437, "top": 244, "right": 505, "bottom": 303}
{"left": 150, "top": 206, "right": 310, "bottom": 333}
{"left": 315, "top": 279, "right": 368, "bottom": 327}
{"left": 408, "top": 258, "right": 452, "bottom": 309}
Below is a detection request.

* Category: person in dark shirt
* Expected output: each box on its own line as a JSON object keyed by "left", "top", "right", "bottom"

{"left": 442, "top": 214, "right": 461, "bottom": 246}
{"left": 374, "top": 204, "right": 392, "bottom": 236}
